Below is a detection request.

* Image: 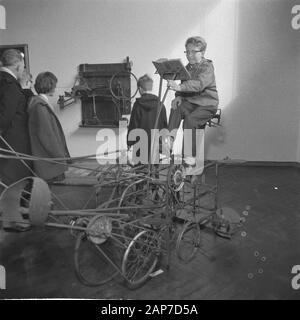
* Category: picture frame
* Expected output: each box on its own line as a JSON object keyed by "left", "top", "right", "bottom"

{"left": 0, "top": 43, "right": 30, "bottom": 72}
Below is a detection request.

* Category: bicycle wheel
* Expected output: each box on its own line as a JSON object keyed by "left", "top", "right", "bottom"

{"left": 117, "top": 178, "right": 147, "bottom": 220}
{"left": 167, "top": 164, "right": 185, "bottom": 192}
{"left": 74, "top": 216, "right": 123, "bottom": 286}
{"left": 176, "top": 221, "right": 201, "bottom": 263}
{"left": 122, "top": 229, "right": 161, "bottom": 289}
{"left": 109, "top": 71, "right": 138, "bottom": 100}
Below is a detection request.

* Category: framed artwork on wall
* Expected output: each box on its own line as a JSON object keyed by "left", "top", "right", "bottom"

{"left": 0, "top": 44, "right": 30, "bottom": 72}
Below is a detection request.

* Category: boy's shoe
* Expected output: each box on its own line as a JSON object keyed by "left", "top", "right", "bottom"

{"left": 182, "top": 157, "right": 204, "bottom": 185}
{"left": 183, "top": 157, "right": 196, "bottom": 176}
{"left": 183, "top": 156, "right": 196, "bottom": 166}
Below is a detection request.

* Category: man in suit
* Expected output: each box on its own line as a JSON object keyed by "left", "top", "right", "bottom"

{"left": 0, "top": 49, "right": 32, "bottom": 192}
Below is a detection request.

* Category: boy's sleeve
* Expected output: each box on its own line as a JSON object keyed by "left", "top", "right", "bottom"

{"left": 179, "top": 62, "right": 215, "bottom": 93}
{"left": 127, "top": 102, "right": 140, "bottom": 147}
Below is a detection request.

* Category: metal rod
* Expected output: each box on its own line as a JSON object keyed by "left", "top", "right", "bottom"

{"left": 93, "top": 243, "right": 126, "bottom": 280}
{"left": 50, "top": 205, "right": 162, "bottom": 215}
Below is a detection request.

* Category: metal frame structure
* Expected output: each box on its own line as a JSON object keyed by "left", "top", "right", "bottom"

{"left": 0, "top": 59, "right": 242, "bottom": 290}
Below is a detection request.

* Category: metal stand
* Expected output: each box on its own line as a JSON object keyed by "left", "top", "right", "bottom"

{"left": 149, "top": 72, "right": 178, "bottom": 167}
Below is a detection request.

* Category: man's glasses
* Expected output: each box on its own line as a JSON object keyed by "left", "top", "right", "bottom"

{"left": 184, "top": 50, "right": 202, "bottom": 55}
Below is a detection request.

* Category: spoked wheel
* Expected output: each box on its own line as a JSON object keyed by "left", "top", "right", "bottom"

{"left": 167, "top": 164, "right": 185, "bottom": 192}
{"left": 148, "top": 183, "right": 167, "bottom": 205}
{"left": 118, "top": 179, "right": 146, "bottom": 218}
{"left": 122, "top": 229, "right": 161, "bottom": 289}
{"left": 176, "top": 221, "right": 201, "bottom": 263}
{"left": 109, "top": 71, "right": 138, "bottom": 100}
{"left": 74, "top": 215, "right": 124, "bottom": 286}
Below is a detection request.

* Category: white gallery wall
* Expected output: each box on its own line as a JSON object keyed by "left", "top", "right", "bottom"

{"left": 0, "top": 0, "right": 299, "bottom": 162}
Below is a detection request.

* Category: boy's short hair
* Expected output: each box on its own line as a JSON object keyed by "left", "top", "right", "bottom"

{"left": 34, "top": 71, "right": 57, "bottom": 94}
{"left": 185, "top": 36, "right": 207, "bottom": 52}
{"left": 137, "top": 74, "right": 153, "bottom": 91}
{"left": 0, "top": 49, "right": 23, "bottom": 67}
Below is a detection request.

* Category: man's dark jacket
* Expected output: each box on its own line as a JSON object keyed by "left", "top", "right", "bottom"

{"left": 0, "top": 71, "right": 32, "bottom": 186}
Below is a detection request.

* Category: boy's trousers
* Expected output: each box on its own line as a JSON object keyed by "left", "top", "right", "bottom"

{"left": 168, "top": 100, "right": 216, "bottom": 157}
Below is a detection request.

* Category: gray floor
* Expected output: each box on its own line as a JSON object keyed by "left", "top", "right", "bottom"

{"left": 0, "top": 165, "right": 300, "bottom": 299}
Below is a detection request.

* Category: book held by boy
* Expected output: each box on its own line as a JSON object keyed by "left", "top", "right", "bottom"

{"left": 152, "top": 58, "right": 191, "bottom": 81}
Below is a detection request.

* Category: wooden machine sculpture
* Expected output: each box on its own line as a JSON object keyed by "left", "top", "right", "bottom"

{"left": 58, "top": 57, "right": 138, "bottom": 127}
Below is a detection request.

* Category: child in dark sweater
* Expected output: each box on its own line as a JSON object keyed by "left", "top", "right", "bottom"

{"left": 127, "top": 74, "right": 167, "bottom": 164}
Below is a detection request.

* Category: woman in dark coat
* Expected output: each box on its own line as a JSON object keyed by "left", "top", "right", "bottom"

{"left": 28, "top": 71, "right": 70, "bottom": 182}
